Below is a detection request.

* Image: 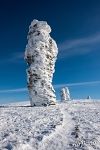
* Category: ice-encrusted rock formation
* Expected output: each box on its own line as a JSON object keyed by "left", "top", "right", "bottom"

{"left": 87, "top": 96, "right": 91, "bottom": 100}
{"left": 61, "top": 87, "right": 71, "bottom": 102}
{"left": 25, "top": 19, "right": 58, "bottom": 106}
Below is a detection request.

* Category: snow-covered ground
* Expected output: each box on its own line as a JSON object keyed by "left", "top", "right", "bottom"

{"left": 0, "top": 100, "right": 100, "bottom": 150}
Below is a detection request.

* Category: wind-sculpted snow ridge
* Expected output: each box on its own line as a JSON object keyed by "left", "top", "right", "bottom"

{"left": 25, "top": 19, "right": 58, "bottom": 106}
{"left": 0, "top": 101, "right": 100, "bottom": 150}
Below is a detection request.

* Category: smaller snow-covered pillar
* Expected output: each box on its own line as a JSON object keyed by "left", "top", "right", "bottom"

{"left": 61, "top": 87, "right": 71, "bottom": 102}
{"left": 61, "top": 88, "right": 66, "bottom": 102}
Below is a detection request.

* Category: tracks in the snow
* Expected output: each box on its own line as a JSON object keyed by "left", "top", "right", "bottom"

{"left": 40, "top": 102, "right": 100, "bottom": 150}
{"left": 67, "top": 103, "right": 100, "bottom": 150}
{"left": 0, "top": 102, "right": 100, "bottom": 150}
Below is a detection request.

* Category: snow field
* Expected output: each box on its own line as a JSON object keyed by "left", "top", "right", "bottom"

{"left": 0, "top": 100, "right": 100, "bottom": 150}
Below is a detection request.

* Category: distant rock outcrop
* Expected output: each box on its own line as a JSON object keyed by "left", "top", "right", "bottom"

{"left": 25, "top": 19, "right": 58, "bottom": 106}
{"left": 61, "top": 87, "right": 71, "bottom": 102}
{"left": 87, "top": 96, "right": 91, "bottom": 100}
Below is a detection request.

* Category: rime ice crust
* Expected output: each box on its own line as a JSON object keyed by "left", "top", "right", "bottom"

{"left": 61, "top": 87, "right": 71, "bottom": 102}
{"left": 25, "top": 20, "right": 58, "bottom": 106}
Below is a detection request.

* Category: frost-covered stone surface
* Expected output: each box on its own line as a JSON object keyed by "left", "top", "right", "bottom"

{"left": 0, "top": 101, "right": 100, "bottom": 150}
{"left": 25, "top": 19, "right": 58, "bottom": 106}
{"left": 61, "top": 88, "right": 66, "bottom": 102}
{"left": 61, "top": 87, "right": 71, "bottom": 102}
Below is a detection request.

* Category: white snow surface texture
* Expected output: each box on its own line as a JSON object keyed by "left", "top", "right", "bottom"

{"left": 25, "top": 20, "right": 58, "bottom": 106}
{"left": 0, "top": 100, "right": 100, "bottom": 150}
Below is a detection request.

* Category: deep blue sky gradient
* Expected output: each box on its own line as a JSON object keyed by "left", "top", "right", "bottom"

{"left": 0, "top": 0, "right": 100, "bottom": 103}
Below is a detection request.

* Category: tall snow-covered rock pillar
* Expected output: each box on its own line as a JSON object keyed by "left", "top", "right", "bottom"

{"left": 25, "top": 20, "right": 58, "bottom": 106}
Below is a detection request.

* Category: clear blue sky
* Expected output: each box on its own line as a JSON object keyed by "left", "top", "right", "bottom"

{"left": 0, "top": 0, "right": 100, "bottom": 103}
